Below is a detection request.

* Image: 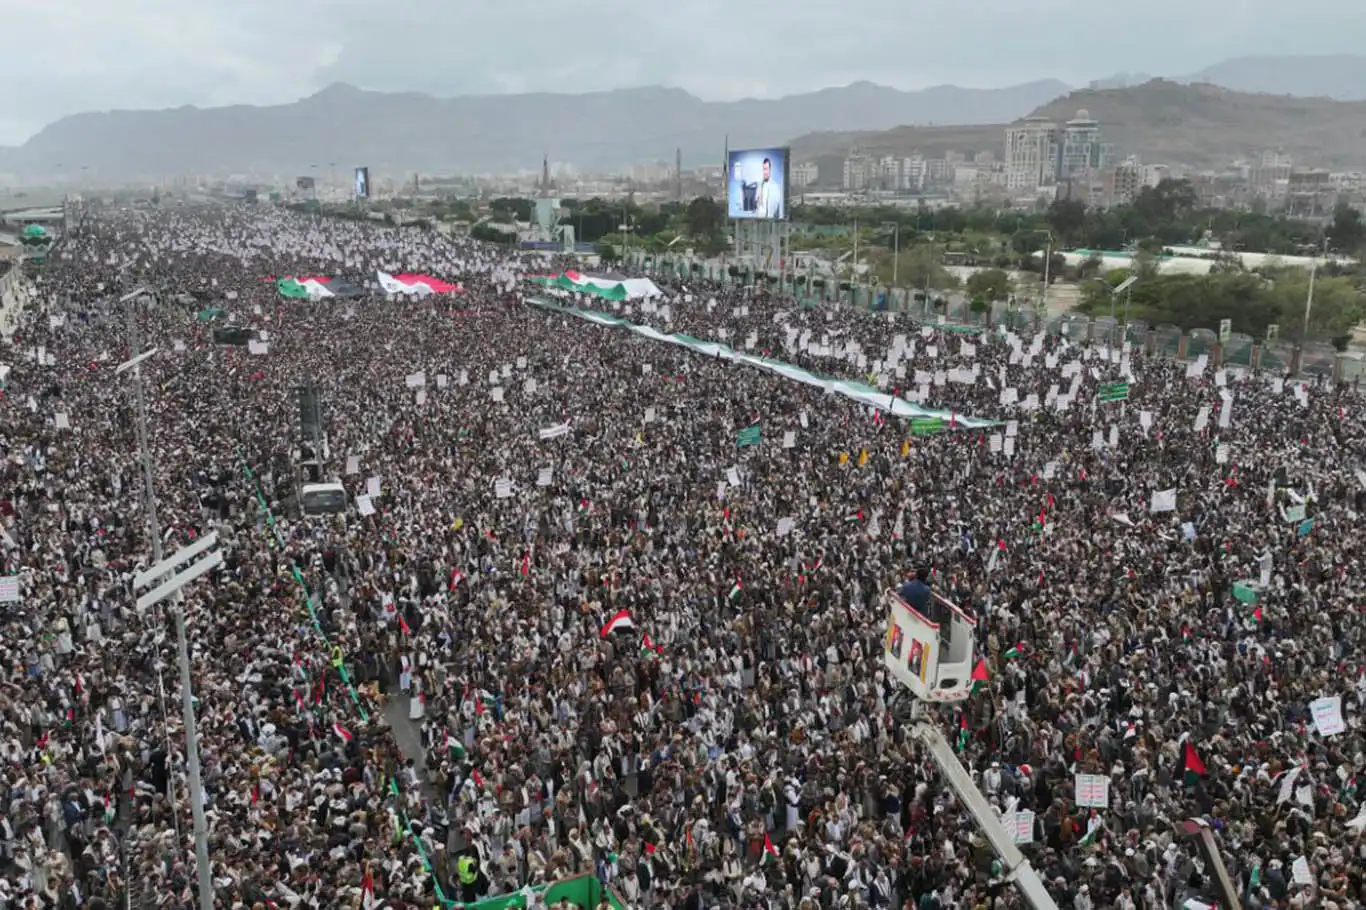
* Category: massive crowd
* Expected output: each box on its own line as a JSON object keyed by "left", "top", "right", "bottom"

{"left": 0, "top": 203, "right": 1363, "bottom": 910}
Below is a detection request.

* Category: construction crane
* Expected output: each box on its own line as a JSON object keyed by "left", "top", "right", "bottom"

{"left": 882, "top": 588, "right": 1059, "bottom": 910}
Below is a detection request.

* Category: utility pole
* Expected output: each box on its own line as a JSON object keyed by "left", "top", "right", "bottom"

{"left": 118, "top": 291, "right": 215, "bottom": 910}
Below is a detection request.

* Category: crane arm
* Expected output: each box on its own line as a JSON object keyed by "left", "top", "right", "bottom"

{"left": 911, "top": 723, "right": 1060, "bottom": 910}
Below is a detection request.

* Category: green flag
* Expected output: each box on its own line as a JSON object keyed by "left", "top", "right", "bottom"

{"left": 736, "top": 424, "right": 762, "bottom": 447}
{"left": 1098, "top": 381, "right": 1129, "bottom": 402}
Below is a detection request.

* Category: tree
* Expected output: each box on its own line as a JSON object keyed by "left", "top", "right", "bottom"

{"left": 1328, "top": 203, "right": 1365, "bottom": 254}
{"left": 684, "top": 196, "right": 724, "bottom": 243}
{"left": 597, "top": 242, "right": 620, "bottom": 264}
{"left": 1046, "top": 198, "right": 1087, "bottom": 244}
{"left": 965, "top": 268, "right": 1011, "bottom": 303}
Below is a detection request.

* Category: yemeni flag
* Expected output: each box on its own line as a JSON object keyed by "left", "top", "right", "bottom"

{"left": 1174, "top": 738, "right": 1207, "bottom": 785}
{"left": 600, "top": 609, "right": 635, "bottom": 638}
{"left": 377, "top": 271, "right": 463, "bottom": 296}
{"left": 277, "top": 276, "right": 334, "bottom": 300}
{"left": 761, "top": 833, "right": 780, "bottom": 865}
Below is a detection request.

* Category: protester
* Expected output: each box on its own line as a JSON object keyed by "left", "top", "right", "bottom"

{"left": 0, "top": 203, "right": 1361, "bottom": 910}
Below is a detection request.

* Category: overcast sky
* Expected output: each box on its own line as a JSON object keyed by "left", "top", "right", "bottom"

{"left": 3, "top": 0, "right": 1361, "bottom": 145}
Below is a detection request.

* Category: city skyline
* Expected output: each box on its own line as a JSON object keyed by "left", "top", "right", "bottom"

{"left": 4, "top": 0, "right": 1366, "bottom": 145}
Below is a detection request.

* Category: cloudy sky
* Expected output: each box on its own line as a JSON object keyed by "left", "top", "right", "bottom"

{"left": 2, "top": 0, "right": 1361, "bottom": 145}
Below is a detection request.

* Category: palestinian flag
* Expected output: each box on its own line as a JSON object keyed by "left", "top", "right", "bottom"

{"left": 761, "top": 833, "right": 780, "bottom": 865}
{"left": 276, "top": 276, "right": 334, "bottom": 299}
{"left": 445, "top": 729, "right": 466, "bottom": 760}
{"left": 641, "top": 633, "right": 664, "bottom": 656}
{"left": 600, "top": 609, "right": 635, "bottom": 638}
{"left": 333, "top": 723, "right": 354, "bottom": 743}
{"left": 377, "top": 271, "right": 464, "bottom": 295}
{"left": 1174, "top": 738, "right": 1207, "bottom": 785}
{"left": 970, "top": 659, "right": 990, "bottom": 694}
{"left": 525, "top": 269, "right": 661, "bottom": 302}
{"left": 727, "top": 580, "right": 743, "bottom": 602}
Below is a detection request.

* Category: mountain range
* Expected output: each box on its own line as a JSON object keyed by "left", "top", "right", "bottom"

{"left": 789, "top": 80, "right": 1366, "bottom": 172}
{"left": 1, "top": 54, "right": 1364, "bottom": 180}
{"left": 0, "top": 79, "right": 1070, "bottom": 181}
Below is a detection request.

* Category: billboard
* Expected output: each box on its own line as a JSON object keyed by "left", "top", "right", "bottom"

{"left": 296, "top": 176, "right": 315, "bottom": 191}
{"left": 726, "top": 148, "right": 788, "bottom": 221}
{"left": 354, "top": 167, "right": 370, "bottom": 199}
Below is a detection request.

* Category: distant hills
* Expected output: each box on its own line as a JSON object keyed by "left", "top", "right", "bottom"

{"left": 4, "top": 53, "right": 1366, "bottom": 180}
{"left": 789, "top": 80, "right": 1366, "bottom": 171}
{"left": 0, "top": 79, "right": 1070, "bottom": 181}
{"left": 1088, "top": 54, "right": 1366, "bottom": 100}
{"left": 1184, "top": 54, "right": 1366, "bottom": 101}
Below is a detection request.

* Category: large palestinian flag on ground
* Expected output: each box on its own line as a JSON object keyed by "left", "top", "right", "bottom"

{"left": 526, "top": 270, "right": 661, "bottom": 301}
{"left": 275, "top": 276, "right": 367, "bottom": 300}
{"left": 376, "top": 271, "right": 464, "bottom": 296}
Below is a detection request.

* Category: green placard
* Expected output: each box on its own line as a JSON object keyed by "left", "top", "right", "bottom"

{"left": 1232, "top": 582, "right": 1258, "bottom": 604}
{"left": 735, "top": 424, "right": 762, "bottom": 447}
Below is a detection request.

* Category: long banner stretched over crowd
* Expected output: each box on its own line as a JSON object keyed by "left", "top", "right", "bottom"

{"left": 526, "top": 270, "right": 662, "bottom": 301}
{"left": 527, "top": 296, "right": 998, "bottom": 428}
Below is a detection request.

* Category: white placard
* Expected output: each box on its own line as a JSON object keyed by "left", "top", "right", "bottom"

{"left": 491, "top": 386, "right": 505, "bottom": 402}
{"left": 1310, "top": 695, "right": 1346, "bottom": 736}
{"left": 437, "top": 374, "right": 448, "bottom": 389}
{"left": 1005, "top": 810, "right": 1034, "bottom": 844}
{"left": 1150, "top": 489, "right": 1177, "bottom": 513}
{"left": 644, "top": 407, "right": 656, "bottom": 424}
{"left": 405, "top": 371, "right": 426, "bottom": 389}
{"left": 782, "top": 431, "right": 796, "bottom": 449}
{"left": 54, "top": 413, "right": 70, "bottom": 429}
{"left": 776, "top": 517, "right": 795, "bottom": 537}
{"left": 1074, "top": 773, "right": 1110, "bottom": 808}
{"left": 415, "top": 390, "right": 427, "bottom": 406}
{"left": 355, "top": 495, "right": 376, "bottom": 516}
{"left": 366, "top": 476, "right": 381, "bottom": 499}
{"left": 1291, "top": 856, "right": 1312, "bottom": 885}
{"left": 494, "top": 478, "right": 514, "bottom": 499}
{"left": 0, "top": 577, "right": 20, "bottom": 603}
{"left": 726, "top": 466, "right": 742, "bottom": 487}
{"left": 539, "top": 422, "right": 570, "bottom": 440}
{"left": 536, "top": 467, "right": 553, "bottom": 487}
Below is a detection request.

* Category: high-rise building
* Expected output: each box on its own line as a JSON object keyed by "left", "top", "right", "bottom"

{"left": 842, "top": 154, "right": 877, "bottom": 190}
{"left": 1059, "top": 110, "right": 1107, "bottom": 177}
{"left": 791, "top": 161, "right": 820, "bottom": 188}
{"left": 1004, "top": 117, "right": 1062, "bottom": 192}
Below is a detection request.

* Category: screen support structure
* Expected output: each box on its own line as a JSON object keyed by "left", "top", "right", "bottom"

{"left": 732, "top": 219, "right": 791, "bottom": 289}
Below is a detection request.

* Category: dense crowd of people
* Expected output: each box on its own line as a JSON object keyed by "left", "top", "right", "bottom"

{"left": 0, "top": 203, "right": 1363, "bottom": 910}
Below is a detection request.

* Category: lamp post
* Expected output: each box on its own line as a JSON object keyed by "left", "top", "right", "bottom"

{"left": 881, "top": 221, "right": 901, "bottom": 293}
{"left": 117, "top": 292, "right": 215, "bottom": 910}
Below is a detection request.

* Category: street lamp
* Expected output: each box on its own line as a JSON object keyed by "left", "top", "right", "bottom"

{"left": 117, "top": 298, "right": 216, "bottom": 910}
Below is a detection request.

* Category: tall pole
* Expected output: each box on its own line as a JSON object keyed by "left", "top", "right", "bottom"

{"left": 892, "top": 224, "right": 900, "bottom": 290}
{"left": 1303, "top": 237, "right": 1325, "bottom": 341}
{"left": 125, "top": 300, "right": 215, "bottom": 910}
